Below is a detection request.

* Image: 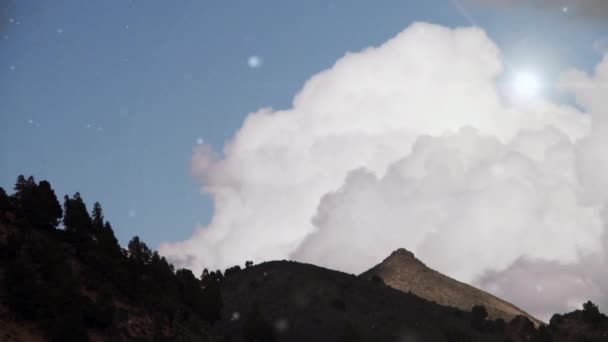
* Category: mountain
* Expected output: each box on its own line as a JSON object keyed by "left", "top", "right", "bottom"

{"left": 219, "top": 260, "right": 510, "bottom": 341}
{"left": 361, "top": 248, "right": 542, "bottom": 326}
{"left": 2, "top": 176, "right": 608, "bottom": 341}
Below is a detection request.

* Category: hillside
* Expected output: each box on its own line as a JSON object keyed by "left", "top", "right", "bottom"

{"left": 360, "top": 248, "right": 542, "bottom": 325}
{"left": 1, "top": 175, "right": 608, "bottom": 341}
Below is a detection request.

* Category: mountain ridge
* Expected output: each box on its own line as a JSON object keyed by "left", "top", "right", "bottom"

{"left": 361, "top": 248, "right": 542, "bottom": 326}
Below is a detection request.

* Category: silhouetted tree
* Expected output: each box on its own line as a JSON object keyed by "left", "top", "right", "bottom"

{"left": 225, "top": 265, "right": 242, "bottom": 277}
{"left": 245, "top": 260, "right": 254, "bottom": 268}
{"left": 63, "top": 192, "right": 92, "bottom": 235}
{"left": 582, "top": 301, "right": 602, "bottom": 328}
{"left": 8, "top": 176, "right": 62, "bottom": 228}
{"left": 98, "top": 221, "right": 121, "bottom": 256}
{"left": 12, "top": 175, "right": 35, "bottom": 202}
{"left": 470, "top": 305, "right": 488, "bottom": 331}
{"left": 29, "top": 180, "right": 62, "bottom": 229}
{"left": 91, "top": 202, "right": 104, "bottom": 232}
{"left": 127, "top": 236, "right": 152, "bottom": 265}
{"left": 0, "top": 186, "right": 10, "bottom": 211}
{"left": 11, "top": 175, "right": 36, "bottom": 218}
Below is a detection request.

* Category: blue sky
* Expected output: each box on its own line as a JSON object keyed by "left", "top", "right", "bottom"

{"left": 1, "top": 0, "right": 605, "bottom": 249}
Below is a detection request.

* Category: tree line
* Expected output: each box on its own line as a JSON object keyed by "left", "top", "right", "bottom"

{"left": 0, "top": 175, "right": 232, "bottom": 341}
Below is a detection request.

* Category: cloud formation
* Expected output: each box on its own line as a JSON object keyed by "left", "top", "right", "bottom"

{"left": 160, "top": 22, "right": 608, "bottom": 319}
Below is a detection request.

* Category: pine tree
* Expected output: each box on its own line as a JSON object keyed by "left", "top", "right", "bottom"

{"left": 63, "top": 192, "right": 92, "bottom": 235}
{"left": 30, "top": 180, "right": 62, "bottom": 228}
{"left": 0, "top": 187, "right": 10, "bottom": 211}
{"left": 91, "top": 202, "right": 104, "bottom": 231}
{"left": 127, "top": 236, "right": 152, "bottom": 265}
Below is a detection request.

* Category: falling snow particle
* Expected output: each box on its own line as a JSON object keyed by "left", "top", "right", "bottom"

{"left": 247, "top": 55, "right": 262, "bottom": 68}
{"left": 28, "top": 119, "right": 33, "bottom": 124}
{"left": 57, "top": 28, "right": 64, "bottom": 34}
{"left": 231, "top": 312, "right": 240, "bottom": 321}
{"left": 9, "top": 65, "right": 15, "bottom": 71}
{"left": 562, "top": 7, "right": 568, "bottom": 13}
{"left": 196, "top": 138, "right": 204, "bottom": 145}
{"left": 275, "top": 318, "right": 289, "bottom": 333}
{"left": 128, "top": 210, "right": 137, "bottom": 218}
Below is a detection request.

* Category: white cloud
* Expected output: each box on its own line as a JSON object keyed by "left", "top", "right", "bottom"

{"left": 159, "top": 22, "right": 608, "bottom": 317}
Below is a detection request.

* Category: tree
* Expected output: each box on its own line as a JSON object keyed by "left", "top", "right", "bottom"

{"left": 127, "top": 236, "right": 152, "bottom": 265}
{"left": 582, "top": 300, "right": 602, "bottom": 328}
{"left": 245, "top": 260, "right": 254, "bottom": 268}
{"left": 91, "top": 202, "right": 104, "bottom": 233}
{"left": 11, "top": 175, "right": 36, "bottom": 217}
{"left": 63, "top": 192, "right": 92, "bottom": 235}
{"left": 225, "top": 265, "right": 242, "bottom": 277}
{"left": 10, "top": 177, "right": 62, "bottom": 229}
{"left": 470, "top": 305, "right": 488, "bottom": 331}
{"left": 0, "top": 186, "right": 10, "bottom": 211}
{"left": 98, "top": 221, "right": 121, "bottom": 255}
{"left": 30, "top": 180, "right": 62, "bottom": 228}
{"left": 12, "top": 175, "right": 35, "bottom": 202}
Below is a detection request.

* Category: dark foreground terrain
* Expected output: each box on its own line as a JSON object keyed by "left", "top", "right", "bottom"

{"left": 1, "top": 176, "right": 608, "bottom": 341}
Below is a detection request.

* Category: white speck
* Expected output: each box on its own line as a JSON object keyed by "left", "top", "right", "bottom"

{"left": 275, "top": 318, "right": 289, "bottom": 332}
{"left": 535, "top": 284, "right": 543, "bottom": 292}
{"left": 9, "top": 18, "right": 13, "bottom": 23}
{"left": 128, "top": 210, "right": 137, "bottom": 218}
{"left": 231, "top": 312, "right": 240, "bottom": 321}
{"left": 56, "top": 28, "right": 63, "bottom": 34}
{"left": 9, "top": 65, "right": 15, "bottom": 71}
{"left": 97, "top": 125, "right": 103, "bottom": 132}
{"left": 28, "top": 119, "right": 33, "bottom": 124}
{"left": 125, "top": 25, "right": 129, "bottom": 29}
{"left": 196, "top": 138, "right": 204, "bottom": 145}
{"left": 562, "top": 7, "right": 568, "bottom": 13}
{"left": 247, "top": 55, "right": 262, "bottom": 68}
{"left": 86, "top": 123, "right": 92, "bottom": 129}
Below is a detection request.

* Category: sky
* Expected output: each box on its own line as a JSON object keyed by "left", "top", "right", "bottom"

{"left": 2, "top": 0, "right": 608, "bottom": 320}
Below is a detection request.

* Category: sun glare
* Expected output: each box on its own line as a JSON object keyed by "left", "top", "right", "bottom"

{"left": 512, "top": 71, "right": 541, "bottom": 97}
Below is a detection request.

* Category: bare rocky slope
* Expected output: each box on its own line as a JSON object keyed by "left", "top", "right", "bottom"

{"left": 361, "top": 248, "right": 542, "bottom": 326}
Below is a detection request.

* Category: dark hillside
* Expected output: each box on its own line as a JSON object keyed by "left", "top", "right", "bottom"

{"left": 1, "top": 175, "right": 608, "bottom": 341}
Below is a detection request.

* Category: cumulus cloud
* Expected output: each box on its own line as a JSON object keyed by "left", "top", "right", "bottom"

{"left": 160, "top": 22, "right": 608, "bottom": 318}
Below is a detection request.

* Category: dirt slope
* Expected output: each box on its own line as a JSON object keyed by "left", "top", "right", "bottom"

{"left": 361, "top": 248, "right": 542, "bottom": 326}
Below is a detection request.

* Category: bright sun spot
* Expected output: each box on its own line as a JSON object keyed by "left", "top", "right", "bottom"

{"left": 512, "top": 71, "right": 541, "bottom": 97}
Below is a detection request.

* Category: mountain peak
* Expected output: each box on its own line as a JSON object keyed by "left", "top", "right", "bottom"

{"left": 390, "top": 248, "right": 414, "bottom": 258}
{"left": 362, "top": 248, "right": 541, "bottom": 326}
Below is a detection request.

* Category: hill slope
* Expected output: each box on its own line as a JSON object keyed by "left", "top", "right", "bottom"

{"left": 2, "top": 177, "right": 608, "bottom": 341}
{"left": 219, "top": 260, "right": 511, "bottom": 342}
{"left": 361, "top": 248, "right": 541, "bottom": 325}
